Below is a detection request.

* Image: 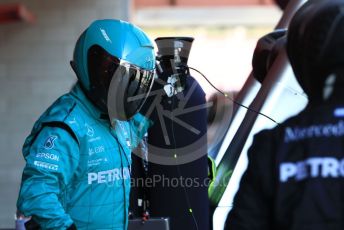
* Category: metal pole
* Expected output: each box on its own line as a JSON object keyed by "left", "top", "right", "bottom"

{"left": 213, "top": 0, "right": 307, "bottom": 166}
{"left": 211, "top": 1, "right": 308, "bottom": 229}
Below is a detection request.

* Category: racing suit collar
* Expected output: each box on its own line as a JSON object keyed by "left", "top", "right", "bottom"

{"left": 71, "top": 83, "right": 108, "bottom": 120}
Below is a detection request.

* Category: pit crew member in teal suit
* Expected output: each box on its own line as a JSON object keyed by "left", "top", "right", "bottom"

{"left": 16, "top": 19, "right": 155, "bottom": 230}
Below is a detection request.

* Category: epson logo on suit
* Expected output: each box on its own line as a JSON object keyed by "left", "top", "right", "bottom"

{"left": 35, "top": 152, "right": 60, "bottom": 161}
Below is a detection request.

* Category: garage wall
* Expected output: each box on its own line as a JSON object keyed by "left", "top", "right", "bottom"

{"left": 0, "top": 0, "right": 129, "bottom": 227}
{"left": 135, "top": 0, "right": 274, "bottom": 8}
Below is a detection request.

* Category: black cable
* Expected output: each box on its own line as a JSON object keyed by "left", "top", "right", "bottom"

{"left": 171, "top": 88, "right": 200, "bottom": 230}
{"left": 188, "top": 67, "right": 279, "bottom": 124}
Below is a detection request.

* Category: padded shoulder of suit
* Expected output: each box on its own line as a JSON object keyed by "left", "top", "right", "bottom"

{"left": 21, "top": 93, "right": 82, "bottom": 157}
{"left": 37, "top": 94, "right": 87, "bottom": 144}
{"left": 39, "top": 94, "right": 78, "bottom": 124}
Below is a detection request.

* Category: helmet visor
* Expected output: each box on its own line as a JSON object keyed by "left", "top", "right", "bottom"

{"left": 107, "top": 61, "right": 155, "bottom": 121}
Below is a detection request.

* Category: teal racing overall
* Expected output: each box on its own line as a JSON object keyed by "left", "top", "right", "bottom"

{"left": 17, "top": 84, "right": 150, "bottom": 229}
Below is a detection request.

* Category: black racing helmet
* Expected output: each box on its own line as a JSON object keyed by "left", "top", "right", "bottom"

{"left": 287, "top": 0, "right": 344, "bottom": 102}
